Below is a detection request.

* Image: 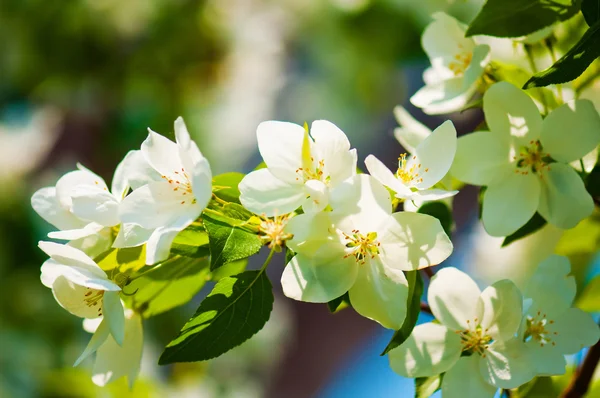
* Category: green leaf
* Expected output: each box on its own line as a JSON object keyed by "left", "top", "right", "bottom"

{"left": 327, "top": 292, "right": 350, "bottom": 313}
{"left": 95, "top": 246, "right": 146, "bottom": 273}
{"left": 127, "top": 256, "right": 210, "bottom": 318}
{"left": 502, "top": 213, "right": 547, "bottom": 247}
{"left": 575, "top": 275, "right": 600, "bottom": 311}
{"left": 158, "top": 270, "right": 274, "bottom": 364}
{"left": 170, "top": 224, "right": 210, "bottom": 258}
{"left": 381, "top": 271, "right": 423, "bottom": 355}
{"left": 466, "top": 0, "right": 581, "bottom": 38}
{"left": 417, "top": 202, "right": 453, "bottom": 236}
{"left": 415, "top": 374, "right": 443, "bottom": 398}
{"left": 582, "top": 0, "right": 600, "bottom": 26}
{"left": 524, "top": 21, "right": 600, "bottom": 88}
{"left": 212, "top": 172, "right": 244, "bottom": 204}
{"left": 285, "top": 247, "right": 296, "bottom": 265}
{"left": 210, "top": 259, "right": 248, "bottom": 281}
{"left": 203, "top": 214, "right": 262, "bottom": 271}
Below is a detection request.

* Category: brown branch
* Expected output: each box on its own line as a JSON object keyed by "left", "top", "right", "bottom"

{"left": 422, "top": 267, "right": 434, "bottom": 279}
{"left": 560, "top": 332, "right": 600, "bottom": 398}
{"left": 420, "top": 302, "right": 432, "bottom": 315}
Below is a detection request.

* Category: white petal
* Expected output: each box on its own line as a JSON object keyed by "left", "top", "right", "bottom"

{"left": 38, "top": 241, "right": 106, "bottom": 279}
{"left": 31, "top": 187, "right": 85, "bottom": 230}
{"left": 92, "top": 312, "right": 143, "bottom": 389}
{"left": 407, "top": 188, "right": 458, "bottom": 202}
{"left": 524, "top": 255, "right": 576, "bottom": 315}
{"left": 56, "top": 168, "right": 108, "bottom": 209}
{"left": 571, "top": 147, "right": 598, "bottom": 173}
{"left": 552, "top": 308, "right": 600, "bottom": 354}
{"left": 478, "top": 279, "right": 523, "bottom": 342}
{"left": 480, "top": 339, "right": 535, "bottom": 389}
{"left": 526, "top": 340, "right": 567, "bottom": 376}
{"left": 378, "top": 212, "right": 453, "bottom": 271}
{"left": 428, "top": 267, "right": 481, "bottom": 331}
{"left": 43, "top": 261, "right": 119, "bottom": 291}
{"left": 284, "top": 212, "right": 337, "bottom": 256}
{"left": 239, "top": 168, "right": 305, "bottom": 216}
{"left": 48, "top": 222, "right": 105, "bottom": 240}
{"left": 310, "top": 120, "right": 356, "bottom": 186}
{"left": 74, "top": 319, "right": 110, "bottom": 366}
{"left": 302, "top": 179, "right": 329, "bottom": 213}
{"left": 257, "top": 121, "right": 306, "bottom": 183}
{"left": 119, "top": 181, "right": 202, "bottom": 230}
{"left": 541, "top": 100, "right": 600, "bottom": 163}
{"left": 83, "top": 317, "right": 103, "bottom": 333}
{"left": 112, "top": 223, "right": 153, "bottom": 248}
{"left": 451, "top": 131, "right": 512, "bottom": 186}
{"left": 364, "top": 154, "right": 412, "bottom": 197}
{"left": 393, "top": 106, "right": 432, "bottom": 153}
{"left": 410, "top": 76, "right": 478, "bottom": 115}
{"left": 538, "top": 163, "right": 594, "bottom": 229}
{"left": 103, "top": 291, "right": 125, "bottom": 346}
{"left": 348, "top": 259, "right": 409, "bottom": 329}
{"left": 280, "top": 253, "right": 357, "bottom": 303}
{"left": 68, "top": 232, "right": 113, "bottom": 259}
{"left": 483, "top": 82, "right": 542, "bottom": 147}
{"left": 388, "top": 322, "right": 462, "bottom": 378}
{"left": 112, "top": 150, "right": 161, "bottom": 197}
{"left": 482, "top": 172, "right": 541, "bottom": 237}
{"left": 141, "top": 129, "right": 184, "bottom": 178}
{"left": 442, "top": 356, "right": 497, "bottom": 398}
{"left": 145, "top": 226, "right": 181, "bottom": 265}
{"left": 52, "top": 276, "right": 106, "bottom": 318}
{"left": 411, "top": 120, "right": 457, "bottom": 190}
{"left": 70, "top": 186, "right": 120, "bottom": 227}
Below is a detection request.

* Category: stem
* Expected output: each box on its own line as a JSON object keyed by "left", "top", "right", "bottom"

{"left": 560, "top": 324, "right": 600, "bottom": 398}
{"left": 203, "top": 207, "right": 225, "bottom": 218}
{"left": 212, "top": 193, "right": 229, "bottom": 206}
{"left": 260, "top": 247, "right": 276, "bottom": 273}
{"left": 545, "top": 39, "right": 563, "bottom": 103}
{"left": 524, "top": 44, "right": 548, "bottom": 113}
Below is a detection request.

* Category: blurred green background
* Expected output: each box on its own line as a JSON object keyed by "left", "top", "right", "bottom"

{"left": 0, "top": 1, "right": 485, "bottom": 397}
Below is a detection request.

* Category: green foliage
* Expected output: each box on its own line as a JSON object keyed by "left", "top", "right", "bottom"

{"left": 210, "top": 259, "right": 248, "bottom": 281}
{"left": 466, "top": 0, "right": 581, "bottom": 38}
{"left": 212, "top": 172, "right": 244, "bottom": 204}
{"left": 417, "top": 202, "right": 453, "bottom": 236}
{"left": 127, "top": 256, "right": 210, "bottom": 318}
{"left": 327, "top": 292, "right": 351, "bottom": 313}
{"left": 158, "top": 270, "right": 274, "bottom": 364}
{"left": 582, "top": 0, "right": 600, "bottom": 26}
{"left": 170, "top": 224, "right": 210, "bottom": 258}
{"left": 524, "top": 21, "right": 600, "bottom": 88}
{"left": 381, "top": 271, "right": 423, "bottom": 355}
{"left": 576, "top": 275, "right": 600, "bottom": 311}
{"left": 96, "top": 246, "right": 146, "bottom": 273}
{"left": 203, "top": 213, "right": 262, "bottom": 271}
{"left": 502, "top": 213, "right": 547, "bottom": 247}
{"left": 415, "top": 374, "right": 442, "bottom": 398}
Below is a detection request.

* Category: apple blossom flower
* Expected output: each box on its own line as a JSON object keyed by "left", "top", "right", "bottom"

{"left": 75, "top": 309, "right": 143, "bottom": 388}
{"left": 119, "top": 117, "right": 213, "bottom": 265}
{"left": 39, "top": 241, "right": 125, "bottom": 345}
{"left": 410, "top": 13, "right": 491, "bottom": 115}
{"left": 239, "top": 120, "right": 357, "bottom": 216}
{"left": 520, "top": 255, "right": 600, "bottom": 376}
{"left": 451, "top": 82, "right": 600, "bottom": 236}
{"left": 388, "top": 267, "right": 533, "bottom": 397}
{"left": 280, "top": 174, "right": 452, "bottom": 329}
{"left": 365, "top": 119, "right": 457, "bottom": 203}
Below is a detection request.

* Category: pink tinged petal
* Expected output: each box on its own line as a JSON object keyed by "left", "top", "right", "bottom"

{"left": 141, "top": 129, "right": 184, "bottom": 178}
{"left": 302, "top": 179, "right": 329, "bottom": 213}
{"left": 112, "top": 150, "right": 161, "bottom": 196}
{"left": 412, "top": 120, "right": 457, "bottom": 190}
{"left": 70, "top": 186, "right": 120, "bottom": 227}
{"left": 56, "top": 168, "right": 108, "bottom": 209}
{"left": 112, "top": 223, "right": 153, "bottom": 249}
{"left": 378, "top": 212, "right": 453, "bottom": 271}
{"left": 364, "top": 155, "right": 412, "bottom": 198}
{"left": 38, "top": 241, "right": 106, "bottom": 279}
{"left": 524, "top": 255, "right": 576, "bottom": 315}
{"left": 280, "top": 253, "right": 357, "bottom": 303}
{"left": 51, "top": 275, "right": 108, "bottom": 318}
{"left": 480, "top": 339, "right": 535, "bottom": 389}
{"left": 482, "top": 172, "right": 541, "bottom": 237}
{"left": 119, "top": 181, "right": 202, "bottom": 230}
{"left": 552, "top": 308, "right": 600, "bottom": 354}
{"left": 387, "top": 322, "right": 462, "bottom": 378}
{"left": 541, "top": 99, "right": 600, "bottom": 163}
{"left": 483, "top": 82, "right": 542, "bottom": 146}
{"left": 31, "top": 187, "right": 86, "bottom": 230}
{"left": 393, "top": 105, "right": 432, "bottom": 153}
{"left": 442, "top": 356, "right": 497, "bottom": 398}
{"left": 451, "top": 131, "right": 511, "bottom": 186}
{"left": 92, "top": 312, "right": 143, "bottom": 388}
{"left": 525, "top": 340, "right": 567, "bottom": 376}
{"left": 256, "top": 121, "right": 306, "bottom": 183}
{"left": 478, "top": 279, "right": 523, "bottom": 342}
{"left": 103, "top": 291, "right": 125, "bottom": 346}
{"left": 74, "top": 319, "right": 110, "bottom": 366}
{"left": 428, "top": 267, "right": 481, "bottom": 331}
{"left": 538, "top": 163, "right": 594, "bottom": 229}
{"left": 239, "top": 168, "right": 305, "bottom": 217}
{"left": 348, "top": 259, "right": 409, "bottom": 329}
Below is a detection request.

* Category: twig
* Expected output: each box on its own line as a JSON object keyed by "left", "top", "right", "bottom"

{"left": 422, "top": 267, "right": 434, "bottom": 279}
{"left": 560, "top": 328, "right": 600, "bottom": 398}
{"left": 420, "top": 302, "right": 432, "bottom": 315}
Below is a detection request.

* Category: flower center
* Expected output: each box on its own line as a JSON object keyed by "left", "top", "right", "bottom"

{"left": 259, "top": 215, "right": 293, "bottom": 251}
{"left": 296, "top": 157, "right": 329, "bottom": 184}
{"left": 524, "top": 311, "right": 557, "bottom": 347}
{"left": 396, "top": 153, "right": 426, "bottom": 185}
{"left": 457, "top": 318, "right": 493, "bottom": 357}
{"left": 342, "top": 230, "right": 380, "bottom": 264}
{"left": 162, "top": 168, "right": 197, "bottom": 205}
{"left": 84, "top": 288, "right": 104, "bottom": 317}
{"left": 448, "top": 46, "right": 473, "bottom": 77}
{"left": 514, "top": 140, "right": 550, "bottom": 176}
